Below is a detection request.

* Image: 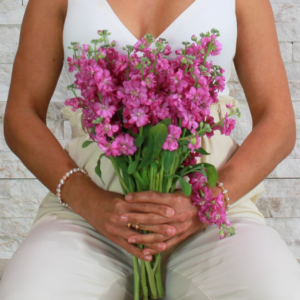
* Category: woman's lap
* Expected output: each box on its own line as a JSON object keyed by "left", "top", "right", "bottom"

{"left": 161, "top": 216, "right": 300, "bottom": 299}
{"left": 0, "top": 215, "right": 134, "bottom": 300}
{"left": 1, "top": 210, "right": 300, "bottom": 299}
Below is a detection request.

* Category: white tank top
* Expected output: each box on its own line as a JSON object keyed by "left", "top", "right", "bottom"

{"left": 62, "top": 0, "right": 237, "bottom": 96}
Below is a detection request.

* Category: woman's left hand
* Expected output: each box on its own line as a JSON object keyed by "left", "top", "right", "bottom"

{"left": 121, "top": 189, "right": 209, "bottom": 256}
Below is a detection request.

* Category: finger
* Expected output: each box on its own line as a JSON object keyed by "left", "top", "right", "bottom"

{"left": 128, "top": 202, "right": 174, "bottom": 218}
{"left": 125, "top": 190, "right": 174, "bottom": 205}
{"left": 132, "top": 223, "right": 176, "bottom": 237}
{"left": 128, "top": 232, "right": 168, "bottom": 245}
{"left": 142, "top": 233, "right": 184, "bottom": 256}
{"left": 117, "top": 237, "right": 153, "bottom": 262}
{"left": 121, "top": 213, "right": 170, "bottom": 225}
{"left": 142, "top": 242, "right": 167, "bottom": 252}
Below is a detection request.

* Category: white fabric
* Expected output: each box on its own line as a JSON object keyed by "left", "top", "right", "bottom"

{"left": 1, "top": 0, "right": 300, "bottom": 299}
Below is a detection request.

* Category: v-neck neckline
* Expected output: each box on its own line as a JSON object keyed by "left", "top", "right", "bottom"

{"left": 104, "top": 0, "right": 198, "bottom": 42}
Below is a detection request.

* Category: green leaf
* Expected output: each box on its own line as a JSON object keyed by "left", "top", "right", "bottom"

{"left": 92, "top": 117, "right": 103, "bottom": 124}
{"left": 202, "top": 163, "right": 218, "bottom": 187}
{"left": 82, "top": 141, "right": 94, "bottom": 148}
{"left": 179, "top": 163, "right": 205, "bottom": 177}
{"left": 133, "top": 171, "right": 148, "bottom": 191}
{"left": 163, "top": 150, "right": 175, "bottom": 173}
{"left": 142, "top": 124, "right": 152, "bottom": 147}
{"left": 178, "top": 140, "right": 189, "bottom": 146}
{"left": 195, "top": 147, "right": 210, "bottom": 155}
{"left": 179, "top": 177, "right": 191, "bottom": 196}
{"left": 114, "top": 155, "right": 128, "bottom": 173}
{"left": 150, "top": 124, "right": 168, "bottom": 160}
{"left": 159, "top": 118, "right": 171, "bottom": 126}
{"left": 138, "top": 134, "right": 154, "bottom": 170}
{"left": 182, "top": 145, "right": 188, "bottom": 153}
{"left": 128, "top": 159, "right": 139, "bottom": 174}
{"left": 150, "top": 162, "right": 157, "bottom": 170}
{"left": 122, "top": 172, "right": 136, "bottom": 193}
{"left": 164, "top": 174, "right": 178, "bottom": 180}
{"left": 141, "top": 168, "right": 150, "bottom": 187}
{"left": 134, "top": 136, "right": 144, "bottom": 147}
{"left": 95, "top": 156, "right": 105, "bottom": 185}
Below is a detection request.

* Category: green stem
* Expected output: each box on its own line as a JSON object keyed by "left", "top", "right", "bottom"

{"left": 202, "top": 40, "right": 213, "bottom": 66}
{"left": 154, "top": 255, "right": 164, "bottom": 298}
{"left": 155, "top": 173, "right": 159, "bottom": 191}
{"left": 110, "top": 156, "right": 130, "bottom": 194}
{"left": 159, "top": 157, "right": 164, "bottom": 193}
{"left": 150, "top": 166, "right": 154, "bottom": 191}
{"left": 141, "top": 260, "right": 148, "bottom": 300}
{"left": 145, "top": 261, "right": 158, "bottom": 299}
{"left": 132, "top": 255, "right": 140, "bottom": 300}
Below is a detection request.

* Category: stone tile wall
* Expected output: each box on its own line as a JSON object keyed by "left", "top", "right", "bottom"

{"left": 0, "top": 0, "right": 300, "bottom": 279}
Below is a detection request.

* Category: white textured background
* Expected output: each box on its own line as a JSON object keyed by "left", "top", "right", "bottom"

{"left": 0, "top": 0, "right": 300, "bottom": 278}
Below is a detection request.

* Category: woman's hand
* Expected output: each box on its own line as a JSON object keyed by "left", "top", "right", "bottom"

{"left": 122, "top": 189, "right": 209, "bottom": 256}
{"left": 74, "top": 179, "right": 178, "bottom": 262}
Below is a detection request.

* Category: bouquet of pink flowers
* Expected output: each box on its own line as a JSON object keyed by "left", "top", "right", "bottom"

{"left": 65, "top": 28, "right": 239, "bottom": 300}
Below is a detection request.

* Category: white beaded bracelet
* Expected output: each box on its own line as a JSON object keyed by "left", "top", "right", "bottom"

{"left": 216, "top": 181, "right": 232, "bottom": 211}
{"left": 56, "top": 167, "right": 88, "bottom": 207}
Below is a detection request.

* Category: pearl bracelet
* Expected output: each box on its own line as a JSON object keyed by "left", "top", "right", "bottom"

{"left": 56, "top": 167, "right": 88, "bottom": 207}
{"left": 216, "top": 181, "right": 232, "bottom": 211}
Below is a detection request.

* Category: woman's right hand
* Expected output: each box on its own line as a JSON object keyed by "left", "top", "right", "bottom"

{"left": 63, "top": 174, "right": 176, "bottom": 261}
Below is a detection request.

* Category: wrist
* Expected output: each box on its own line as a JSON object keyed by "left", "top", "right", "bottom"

{"left": 60, "top": 171, "right": 97, "bottom": 215}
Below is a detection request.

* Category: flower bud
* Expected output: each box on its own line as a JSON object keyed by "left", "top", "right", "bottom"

{"left": 181, "top": 57, "right": 187, "bottom": 64}
{"left": 190, "top": 137, "right": 197, "bottom": 145}
{"left": 219, "top": 230, "right": 225, "bottom": 239}
{"left": 191, "top": 34, "right": 197, "bottom": 42}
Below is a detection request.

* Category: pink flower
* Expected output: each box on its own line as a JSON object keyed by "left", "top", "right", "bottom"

{"left": 141, "top": 73, "right": 156, "bottom": 89}
{"left": 226, "top": 103, "right": 235, "bottom": 109}
{"left": 211, "top": 40, "right": 222, "bottom": 56}
{"left": 128, "top": 107, "right": 150, "bottom": 127}
{"left": 114, "top": 133, "right": 137, "bottom": 156}
{"left": 64, "top": 97, "right": 83, "bottom": 111}
{"left": 162, "top": 125, "right": 182, "bottom": 151}
{"left": 114, "top": 54, "right": 129, "bottom": 74}
{"left": 188, "top": 172, "right": 206, "bottom": 190}
{"left": 221, "top": 113, "right": 236, "bottom": 136}
{"left": 93, "top": 102, "right": 117, "bottom": 119}
{"left": 179, "top": 110, "right": 199, "bottom": 130}
{"left": 133, "top": 37, "right": 148, "bottom": 52}
{"left": 95, "top": 122, "right": 119, "bottom": 137}
{"left": 163, "top": 45, "right": 172, "bottom": 56}
{"left": 169, "top": 69, "right": 189, "bottom": 94}
{"left": 67, "top": 55, "right": 78, "bottom": 72}
{"left": 98, "top": 137, "right": 121, "bottom": 157}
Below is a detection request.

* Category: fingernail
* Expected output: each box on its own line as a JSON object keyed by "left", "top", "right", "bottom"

{"left": 120, "top": 215, "right": 128, "bottom": 222}
{"left": 125, "top": 194, "right": 132, "bottom": 201}
{"left": 158, "top": 243, "right": 166, "bottom": 250}
{"left": 128, "top": 238, "right": 136, "bottom": 243}
{"left": 167, "top": 227, "right": 175, "bottom": 236}
{"left": 144, "top": 250, "right": 150, "bottom": 255}
{"left": 166, "top": 208, "right": 175, "bottom": 217}
{"left": 145, "top": 255, "right": 152, "bottom": 261}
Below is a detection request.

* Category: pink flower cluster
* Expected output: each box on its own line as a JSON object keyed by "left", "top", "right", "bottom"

{"left": 188, "top": 172, "right": 231, "bottom": 238}
{"left": 65, "top": 31, "right": 232, "bottom": 156}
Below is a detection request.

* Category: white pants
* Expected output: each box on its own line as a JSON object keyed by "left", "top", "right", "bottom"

{"left": 0, "top": 191, "right": 300, "bottom": 300}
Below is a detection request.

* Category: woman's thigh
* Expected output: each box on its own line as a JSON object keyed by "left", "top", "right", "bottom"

{"left": 0, "top": 215, "right": 134, "bottom": 300}
{"left": 161, "top": 216, "right": 300, "bottom": 300}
